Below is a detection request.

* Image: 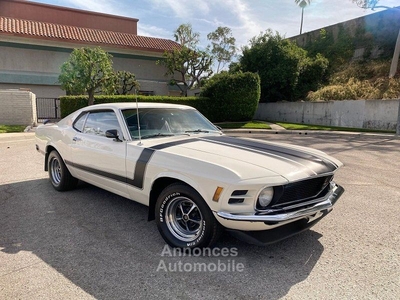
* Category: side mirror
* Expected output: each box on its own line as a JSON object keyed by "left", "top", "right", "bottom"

{"left": 105, "top": 129, "right": 122, "bottom": 142}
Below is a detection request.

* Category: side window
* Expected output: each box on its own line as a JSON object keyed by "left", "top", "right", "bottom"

{"left": 73, "top": 112, "right": 88, "bottom": 132}
{"left": 83, "top": 111, "right": 122, "bottom": 137}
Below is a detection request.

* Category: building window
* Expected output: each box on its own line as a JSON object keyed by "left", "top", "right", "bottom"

{"left": 138, "top": 90, "right": 155, "bottom": 96}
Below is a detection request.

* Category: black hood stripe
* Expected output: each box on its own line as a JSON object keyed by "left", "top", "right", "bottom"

{"left": 199, "top": 136, "right": 338, "bottom": 175}
{"left": 150, "top": 138, "right": 199, "bottom": 150}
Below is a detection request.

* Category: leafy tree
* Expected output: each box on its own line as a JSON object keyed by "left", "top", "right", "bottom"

{"left": 174, "top": 23, "right": 200, "bottom": 48}
{"left": 295, "top": 0, "right": 312, "bottom": 34}
{"left": 351, "top": 0, "right": 390, "bottom": 10}
{"left": 207, "top": 27, "right": 236, "bottom": 73}
{"left": 110, "top": 70, "right": 140, "bottom": 95}
{"left": 237, "top": 29, "right": 328, "bottom": 102}
{"left": 158, "top": 23, "right": 213, "bottom": 96}
{"left": 228, "top": 62, "right": 242, "bottom": 74}
{"left": 59, "top": 47, "right": 114, "bottom": 105}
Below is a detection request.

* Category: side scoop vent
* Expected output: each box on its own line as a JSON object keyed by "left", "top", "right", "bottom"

{"left": 228, "top": 190, "right": 248, "bottom": 204}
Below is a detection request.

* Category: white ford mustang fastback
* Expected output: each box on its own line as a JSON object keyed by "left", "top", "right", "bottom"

{"left": 35, "top": 102, "right": 344, "bottom": 248}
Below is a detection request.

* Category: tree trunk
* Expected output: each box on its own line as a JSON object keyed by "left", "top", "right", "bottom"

{"left": 88, "top": 90, "right": 95, "bottom": 106}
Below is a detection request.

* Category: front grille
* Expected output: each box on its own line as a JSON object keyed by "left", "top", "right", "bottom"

{"left": 272, "top": 175, "right": 333, "bottom": 208}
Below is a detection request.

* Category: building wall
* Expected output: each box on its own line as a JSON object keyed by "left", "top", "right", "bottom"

{"left": 0, "top": 90, "right": 37, "bottom": 126}
{"left": 0, "top": 42, "right": 170, "bottom": 98}
{"left": 255, "top": 100, "right": 400, "bottom": 131}
{"left": 0, "top": 84, "right": 64, "bottom": 98}
{"left": 0, "top": 0, "right": 138, "bottom": 34}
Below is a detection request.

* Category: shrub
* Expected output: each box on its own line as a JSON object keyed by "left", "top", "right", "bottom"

{"left": 201, "top": 72, "right": 260, "bottom": 122}
{"left": 60, "top": 72, "right": 261, "bottom": 122}
{"left": 60, "top": 95, "right": 217, "bottom": 120}
{"left": 306, "top": 77, "right": 383, "bottom": 101}
{"left": 60, "top": 73, "right": 260, "bottom": 122}
{"left": 383, "top": 78, "right": 400, "bottom": 99}
{"left": 237, "top": 30, "right": 328, "bottom": 102}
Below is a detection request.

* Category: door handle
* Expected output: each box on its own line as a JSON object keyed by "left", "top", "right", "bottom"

{"left": 72, "top": 136, "right": 82, "bottom": 142}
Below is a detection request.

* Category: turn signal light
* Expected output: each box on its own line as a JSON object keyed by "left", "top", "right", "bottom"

{"left": 212, "top": 187, "right": 224, "bottom": 202}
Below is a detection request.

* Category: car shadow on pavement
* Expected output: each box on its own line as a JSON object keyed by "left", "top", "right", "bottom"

{"left": 0, "top": 178, "right": 324, "bottom": 300}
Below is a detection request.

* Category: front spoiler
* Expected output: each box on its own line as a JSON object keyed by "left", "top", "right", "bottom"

{"left": 217, "top": 184, "right": 344, "bottom": 223}
{"left": 226, "top": 210, "right": 330, "bottom": 245}
{"left": 219, "top": 184, "right": 344, "bottom": 246}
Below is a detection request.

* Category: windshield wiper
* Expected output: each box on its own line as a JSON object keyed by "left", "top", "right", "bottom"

{"left": 141, "top": 133, "right": 175, "bottom": 139}
{"left": 185, "top": 129, "right": 210, "bottom": 133}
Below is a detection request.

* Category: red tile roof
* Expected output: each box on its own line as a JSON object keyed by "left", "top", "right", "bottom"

{"left": 0, "top": 16, "right": 180, "bottom": 53}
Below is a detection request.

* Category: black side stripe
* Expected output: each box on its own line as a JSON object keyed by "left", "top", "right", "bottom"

{"left": 65, "top": 138, "right": 199, "bottom": 189}
{"left": 129, "top": 138, "right": 199, "bottom": 189}
{"left": 128, "top": 148, "right": 155, "bottom": 189}
{"left": 65, "top": 160, "right": 127, "bottom": 184}
{"left": 200, "top": 136, "right": 338, "bottom": 174}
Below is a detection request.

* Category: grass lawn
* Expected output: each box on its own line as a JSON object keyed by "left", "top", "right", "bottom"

{"left": 217, "top": 120, "right": 395, "bottom": 133}
{"left": 216, "top": 121, "right": 271, "bottom": 129}
{"left": 275, "top": 122, "right": 396, "bottom": 133}
{"left": 0, "top": 125, "right": 26, "bottom": 133}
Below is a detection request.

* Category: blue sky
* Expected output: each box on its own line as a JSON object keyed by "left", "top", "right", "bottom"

{"left": 27, "top": 0, "right": 399, "bottom": 50}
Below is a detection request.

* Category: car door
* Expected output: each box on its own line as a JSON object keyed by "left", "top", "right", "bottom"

{"left": 70, "top": 109, "right": 129, "bottom": 198}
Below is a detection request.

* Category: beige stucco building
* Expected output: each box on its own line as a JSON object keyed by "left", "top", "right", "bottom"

{"left": 0, "top": 0, "right": 179, "bottom": 98}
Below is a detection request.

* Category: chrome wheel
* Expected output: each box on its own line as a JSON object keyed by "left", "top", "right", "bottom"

{"left": 47, "top": 151, "right": 78, "bottom": 191}
{"left": 164, "top": 196, "right": 203, "bottom": 242}
{"left": 50, "top": 157, "right": 62, "bottom": 185}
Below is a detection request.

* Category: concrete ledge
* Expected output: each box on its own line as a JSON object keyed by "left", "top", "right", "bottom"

{"left": 222, "top": 129, "right": 399, "bottom": 138}
{"left": 255, "top": 100, "right": 400, "bottom": 131}
{"left": 0, "top": 132, "right": 35, "bottom": 141}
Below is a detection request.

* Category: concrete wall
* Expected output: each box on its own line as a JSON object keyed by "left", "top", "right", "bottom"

{"left": 0, "top": 90, "right": 37, "bottom": 126}
{"left": 255, "top": 100, "right": 400, "bottom": 131}
{"left": 290, "top": 7, "right": 400, "bottom": 60}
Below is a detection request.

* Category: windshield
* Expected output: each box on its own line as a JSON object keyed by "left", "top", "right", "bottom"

{"left": 122, "top": 108, "right": 221, "bottom": 139}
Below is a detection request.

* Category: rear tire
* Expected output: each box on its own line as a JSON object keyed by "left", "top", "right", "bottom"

{"left": 48, "top": 150, "right": 78, "bottom": 191}
{"left": 155, "top": 183, "right": 223, "bottom": 248}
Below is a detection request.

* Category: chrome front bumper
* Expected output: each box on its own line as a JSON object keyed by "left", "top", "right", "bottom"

{"left": 217, "top": 184, "right": 344, "bottom": 223}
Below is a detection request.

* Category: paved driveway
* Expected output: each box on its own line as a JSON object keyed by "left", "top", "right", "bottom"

{"left": 0, "top": 132, "right": 399, "bottom": 299}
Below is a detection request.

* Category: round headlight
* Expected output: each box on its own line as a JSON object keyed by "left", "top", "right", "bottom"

{"left": 257, "top": 187, "right": 274, "bottom": 208}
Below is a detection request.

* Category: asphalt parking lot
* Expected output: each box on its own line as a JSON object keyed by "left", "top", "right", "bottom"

{"left": 0, "top": 131, "right": 399, "bottom": 299}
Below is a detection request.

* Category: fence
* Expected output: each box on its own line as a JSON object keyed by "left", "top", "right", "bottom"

{"left": 36, "top": 97, "right": 61, "bottom": 120}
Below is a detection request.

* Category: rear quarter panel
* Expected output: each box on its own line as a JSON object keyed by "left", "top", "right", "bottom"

{"left": 35, "top": 124, "right": 76, "bottom": 173}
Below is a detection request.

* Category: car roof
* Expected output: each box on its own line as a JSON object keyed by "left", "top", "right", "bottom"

{"left": 83, "top": 102, "right": 195, "bottom": 110}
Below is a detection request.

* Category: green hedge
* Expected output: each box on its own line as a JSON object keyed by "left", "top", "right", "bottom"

{"left": 201, "top": 72, "right": 260, "bottom": 122}
{"left": 60, "top": 72, "right": 261, "bottom": 122}
{"left": 60, "top": 95, "right": 219, "bottom": 121}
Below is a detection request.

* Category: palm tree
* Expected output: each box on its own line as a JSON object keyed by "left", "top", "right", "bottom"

{"left": 295, "top": 0, "right": 311, "bottom": 35}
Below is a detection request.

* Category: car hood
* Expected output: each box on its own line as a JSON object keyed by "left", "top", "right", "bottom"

{"left": 146, "top": 135, "right": 342, "bottom": 182}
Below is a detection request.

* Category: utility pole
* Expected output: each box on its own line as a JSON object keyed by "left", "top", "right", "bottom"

{"left": 397, "top": 101, "right": 400, "bottom": 135}
{"left": 390, "top": 26, "right": 400, "bottom": 136}
{"left": 389, "top": 28, "right": 400, "bottom": 78}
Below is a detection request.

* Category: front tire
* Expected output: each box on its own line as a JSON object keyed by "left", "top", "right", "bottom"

{"left": 155, "top": 183, "right": 222, "bottom": 248}
{"left": 48, "top": 150, "right": 78, "bottom": 191}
